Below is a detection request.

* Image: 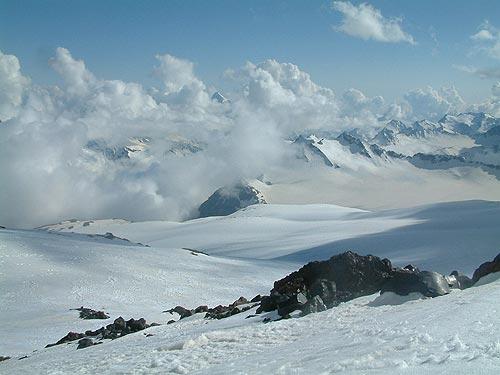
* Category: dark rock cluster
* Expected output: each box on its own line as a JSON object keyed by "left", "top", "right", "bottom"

{"left": 257, "top": 251, "right": 393, "bottom": 316}
{"left": 72, "top": 306, "right": 110, "bottom": 320}
{"left": 165, "top": 295, "right": 262, "bottom": 321}
{"left": 45, "top": 317, "right": 159, "bottom": 349}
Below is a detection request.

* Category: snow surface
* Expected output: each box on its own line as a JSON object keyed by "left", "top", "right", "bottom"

{"left": 43, "top": 200, "right": 500, "bottom": 273}
{"left": 1, "top": 200, "right": 500, "bottom": 374}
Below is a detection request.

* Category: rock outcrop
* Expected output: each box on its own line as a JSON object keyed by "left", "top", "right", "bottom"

{"left": 472, "top": 253, "right": 500, "bottom": 283}
{"left": 198, "top": 183, "right": 266, "bottom": 218}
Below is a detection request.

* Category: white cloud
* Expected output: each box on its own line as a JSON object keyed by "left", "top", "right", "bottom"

{"left": 403, "top": 86, "right": 465, "bottom": 121}
{"left": 471, "top": 29, "right": 495, "bottom": 41}
{"left": 0, "top": 48, "right": 497, "bottom": 228}
{"left": 332, "top": 1, "right": 415, "bottom": 44}
{"left": 153, "top": 54, "right": 210, "bottom": 108}
{"left": 470, "top": 21, "right": 500, "bottom": 60}
{"left": 0, "top": 51, "right": 29, "bottom": 121}
{"left": 454, "top": 64, "right": 500, "bottom": 79}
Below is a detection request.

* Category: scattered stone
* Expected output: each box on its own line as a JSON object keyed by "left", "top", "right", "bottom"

{"left": 381, "top": 270, "right": 450, "bottom": 297}
{"left": 164, "top": 306, "right": 193, "bottom": 319}
{"left": 46, "top": 317, "right": 157, "bottom": 349}
{"left": 231, "top": 296, "right": 248, "bottom": 307}
{"left": 46, "top": 332, "right": 85, "bottom": 348}
{"left": 72, "top": 306, "right": 110, "bottom": 320}
{"left": 472, "top": 253, "right": 500, "bottom": 283}
{"left": 18, "top": 356, "right": 28, "bottom": 360}
{"left": 77, "top": 338, "right": 94, "bottom": 349}
{"left": 194, "top": 305, "right": 208, "bottom": 314}
{"left": 250, "top": 294, "right": 262, "bottom": 303}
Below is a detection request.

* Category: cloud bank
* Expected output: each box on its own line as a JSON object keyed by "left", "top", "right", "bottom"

{"left": 0, "top": 48, "right": 498, "bottom": 228}
{"left": 332, "top": 1, "right": 415, "bottom": 44}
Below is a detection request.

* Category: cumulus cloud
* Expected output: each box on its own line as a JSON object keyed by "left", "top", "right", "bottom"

{"left": 153, "top": 54, "right": 210, "bottom": 109}
{"left": 470, "top": 21, "right": 500, "bottom": 60}
{"left": 0, "top": 51, "right": 29, "bottom": 121}
{"left": 0, "top": 48, "right": 497, "bottom": 228}
{"left": 332, "top": 1, "right": 415, "bottom": 44}
{"left": 403, "top": 86, "right": 466, "bottom": 121}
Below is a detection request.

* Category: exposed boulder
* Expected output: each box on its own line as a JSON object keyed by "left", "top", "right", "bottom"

{"left": 302, "top": 295, "right": 327, "bottom": 315}
{"left": 273, "top": 251, "right": 393, "bottom": 305}
{"left": 381, "top": 270, "right": 450, "bottom": 297}
{"left": 257, "top": 251, "right": 392, "bottom": 317}
{"left": 472, "top": 253, "right": 500, "bottom": 283}
{"left": 447, "top": 271, "right": 474, "bottom": 290}
{"left": 0, "top": 356, "right": 11, "bottom": 362}
{"left": 198, "top": 183, "right": 266, "bottom": 218}
{"left": 277, "top": 292, "right": 307, "bottom": 317}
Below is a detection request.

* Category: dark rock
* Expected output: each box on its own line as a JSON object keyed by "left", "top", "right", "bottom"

{"left": 194, "top": 305, "right": 209, "bottom": 314}
{"left": 381, "top": 270, "right": 450, "bottom": 297}
{"left": 198, "top": 183, "right": 267, "bottom": 218}
{"left": 46, "top": 332, "right": 85, "bottom": 348}
{"left": 113, "top": 317, "right": 126, "bottom": 330}
{"left": 277, "top": 292, "right": 307, "bottom": 317}
{"left": 167, "top": 320, "right": 175, "bottom": 324}
{"left": 146, "top": 333, "right": 154, "bottom": 337}
{"left": 73, "top": 307, "right": 110, "bottom": 320}
{"left": 250, "top": 294, "right": 262, "bottom": 303}
{"left": 127, "top": 318, "right": 147, "bottom": 332}
{"left": 18, "top": 356, "right": 28, "bottom": 360}
{"left": 77, "top": 338, "right": 94, "bottom": 349}
{"left": 256, "top": 293, "right": 288, "bottom": 314}
{"left": 403, "top": 264, "right": 420, "bottom": 273}
{"left": 301, "top": 295, "right": 327, "bottom": 316}
{"left": 231, "top": 296, "right": 248, "bottom": 307}
{"left": 149, "top": 322, "right": 161, "bottom": 327}
{"left": 472, "top": 253, "right": 500, "bottom": 283}
{"left": 309, "top": 279, "right": 337, "bottom": 308}
{"left": 448, "top": 271, "right": 474, "bottom": 289}
{"left": 165, "top": 306, "right": 193, "bottom": 319}
{"left": 273, "top": 251, "right": 393, "bottom": 303}
{"left": 0, "top": 356, "right": 10, "bottom": 362}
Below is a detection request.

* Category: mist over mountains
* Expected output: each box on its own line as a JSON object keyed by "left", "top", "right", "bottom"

{"left": 1, "top": 48, "right": 500, "bottom": 228}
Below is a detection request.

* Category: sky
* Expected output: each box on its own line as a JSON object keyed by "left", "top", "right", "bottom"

{"left": 1, "top": 1, "right": 500, "bottom": 228}
{"left": 1, "top": 0, "right": 500, "bottom": 102}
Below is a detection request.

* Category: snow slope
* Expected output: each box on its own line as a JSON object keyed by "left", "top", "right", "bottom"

{"left": 2, "top": 279, "right": 499, "bottom": 374}
{"left": 43, "top": 200, "right": 500, "bottom": 274}
{"left": 0, "top": 229, "right": 292, "bottom": 357}
{"left": 2, "top": 200, "right": 499, "bottom": 374}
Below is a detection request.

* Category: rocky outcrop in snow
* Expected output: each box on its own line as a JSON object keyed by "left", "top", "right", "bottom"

{"left": 472, "top": 253, "right": 500, "bottom": 283}
{"left": 198, "top": 183, "right": 267, "bottom": 218}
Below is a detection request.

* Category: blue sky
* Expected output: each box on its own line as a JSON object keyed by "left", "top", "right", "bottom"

{"left": 1, "top": 0, "right": 499, "bottom": 101}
